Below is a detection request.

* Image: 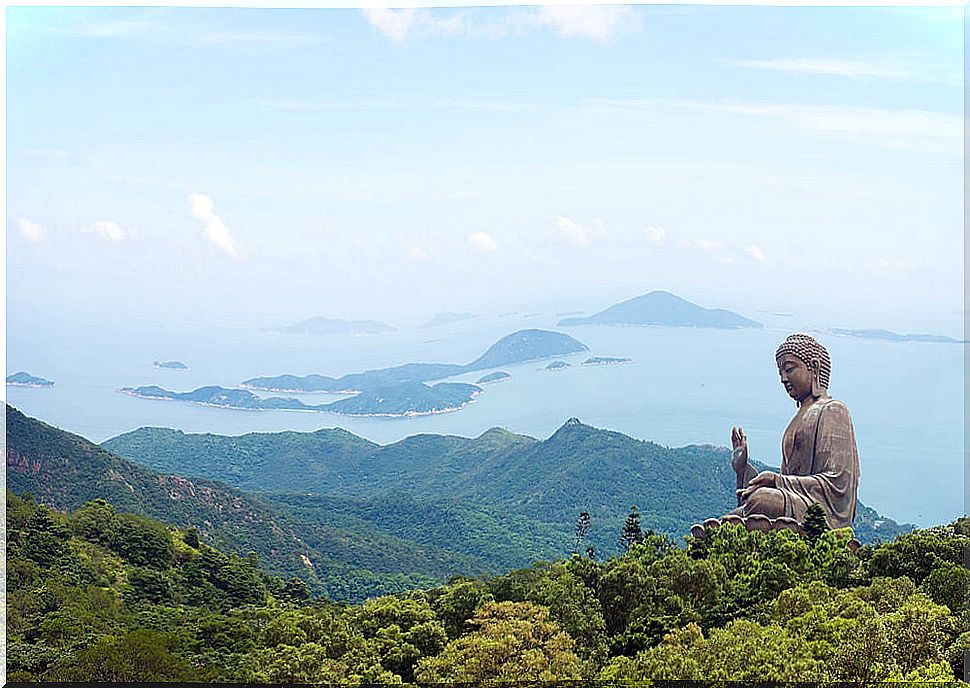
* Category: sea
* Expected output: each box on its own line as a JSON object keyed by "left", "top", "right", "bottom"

{"left": 6, "top": 311, "right": 965, "bottom": 528}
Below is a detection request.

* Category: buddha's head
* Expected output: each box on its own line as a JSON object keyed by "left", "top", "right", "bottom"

{"left": 775, "top": 333, "right": 831, "bottom": 404}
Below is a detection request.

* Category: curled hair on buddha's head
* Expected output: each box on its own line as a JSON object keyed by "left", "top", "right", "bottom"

{"left": 775, "top": 333, "right": 831, "bottom": 390}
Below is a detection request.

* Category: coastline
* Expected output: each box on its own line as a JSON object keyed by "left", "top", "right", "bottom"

{"left": 118, "top": 387, "right": 479, "bottom": 418}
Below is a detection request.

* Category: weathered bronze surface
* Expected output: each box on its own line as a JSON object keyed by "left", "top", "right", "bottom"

{"left": 692, "top": 333, "right": 861, "bottom": 537}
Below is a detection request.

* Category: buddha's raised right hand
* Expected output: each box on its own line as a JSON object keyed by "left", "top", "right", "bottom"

{"left": 731, "top": 426, "right": 748, "bottom": 475}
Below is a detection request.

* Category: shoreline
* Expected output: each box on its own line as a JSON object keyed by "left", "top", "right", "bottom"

{"left": 118, "top": 387, "right": 478, "bottom": 418}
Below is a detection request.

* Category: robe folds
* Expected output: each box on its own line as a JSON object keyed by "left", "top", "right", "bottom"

{"left": 775, "top": 397, "right": 860, "bottom": 528}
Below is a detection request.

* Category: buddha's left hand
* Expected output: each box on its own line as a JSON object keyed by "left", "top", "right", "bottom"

{"left": 738, "top": 471, "right": 778, "bottom": 501}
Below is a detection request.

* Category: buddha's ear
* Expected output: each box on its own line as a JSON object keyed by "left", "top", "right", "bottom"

{"left": 809, "top": 358, "right": 823, "bottom": 397}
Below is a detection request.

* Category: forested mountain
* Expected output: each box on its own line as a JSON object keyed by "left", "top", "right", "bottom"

{"left": 6, "top": 406, "right": 564, "bottom": 600}
{"left": 104, "top": 417, "right": 909, "bottom": 548}
{"left": 8, "top": 488, "right": 968, "bottom": 684}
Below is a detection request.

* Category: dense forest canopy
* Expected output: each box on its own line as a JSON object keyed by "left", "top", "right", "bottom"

{"left": 7, "top": 490, "right": 968, "bottom": 684}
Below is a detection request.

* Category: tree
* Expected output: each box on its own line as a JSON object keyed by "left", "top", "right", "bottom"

{"left": 432, "top": 578, "right": 494, "bottom": 639}
{"left": 573, "top": 511, "right": 591, "bottom": 556}
{"left": 45, "top": 629, "right": 198, "bottom": 682}
{"left": 801, "top": 502, "right": 830, "bottom": 543}
{"left": 183, "top": 527, "right": 201, "bottom": 550}
{"left": 415, "top": 601, "right": 583, "bottom": 682}
{"left": 109, "top": 513, "right": 174, "bottom": 569}
{"left": 619, "top": 506, "right": 644, "bottom": 551}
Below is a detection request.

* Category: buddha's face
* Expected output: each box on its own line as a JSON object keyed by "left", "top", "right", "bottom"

{"left": 776, "top": 354, "right": 814, "bottom": 402}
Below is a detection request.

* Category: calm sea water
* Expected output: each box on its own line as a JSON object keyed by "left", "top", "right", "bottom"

{"left": 7, "top": 312, "right": 964, "bottom": 527}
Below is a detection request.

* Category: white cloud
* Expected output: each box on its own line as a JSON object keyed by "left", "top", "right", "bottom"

{"left": 362, "top": 5, "right": 634, "bottom": 43}
{"left": 362, "top": 8, "right": 419, "bottom": 43}
{"left": 550, "top": 215, "right": 590, "bottom": 247}
{"left": 467, "top": 231, "right": 499, "bottom": 254}
{"left": 734, "top": 58, "right": 911, "bottom": 80}
{"left": 16, "top": 217, "right": 46, "bottom": 243}
{"left": 189, "top": 193, "right": 241, "bottom": 259}
{"left": 408, "top": 245, "right": 431, "bottom": 262}
{"left": 744, "top": 244, "right": 766, "bottom": 262}
{"left": 875, "top": 258, "right": 917, "bottom": 273}
{"left": 535, "top": 5, "right": 633, "bottom": 42}
{"left": 682, "top": 100, "right": 961, "bottom": 153}
{"left": 640, "top": 226, "right": 667, "bottom": 246}
{"left": 693, "top": 238, "right": 723, "bottom": 253}
{"left": 88, "top": 220, "right": 127, "bottom": 242}
{"left": 589, "top": 98, "right": 961, "bottom": 153}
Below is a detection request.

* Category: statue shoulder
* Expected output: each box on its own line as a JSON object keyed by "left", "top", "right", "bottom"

{"left": 819, "top": 397, "right": 854, "bottom": 422}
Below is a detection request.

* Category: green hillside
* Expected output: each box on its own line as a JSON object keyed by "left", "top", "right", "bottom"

{"left": 7, "top": 406, "right": 552, "bottom": 600}
{"left": 8, "top": 488, "right": 968, "bottom": 684}
{"left": 105, "top": 417, "right": 909, "bottom": 552}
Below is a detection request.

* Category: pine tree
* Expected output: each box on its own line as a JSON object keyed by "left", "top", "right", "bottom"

{"left": 619, "top": 506, "right": 644, "bottom": 551}
{"left": 573, "top": 511, "right": 591, "bottom": 555}
{"left": 801, "top": 502, "right": 830, "bottom": 543}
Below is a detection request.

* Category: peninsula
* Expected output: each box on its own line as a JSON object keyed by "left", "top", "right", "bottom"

{"left": 119, "top": 380, "right": 482, "bottom": 417}
{"left": 6, "top": 372, "right": 54, "bottom": 388}
{"left": 557, "top": 290, "right": 761, "bottom": 329}
{"left": 826, "top": 328, "right": 965, "bottom": 344}
{"left": 582, "top": 356, "right": 632, "bottom": 366}
{"left": 476, "top": 371, "right": 511, "bottom": 384}
{"left": 242, "top": 329, "right": 588, "bottom": 393}
{"left": 153, "top": 360, "right": 188, "bottom": 370}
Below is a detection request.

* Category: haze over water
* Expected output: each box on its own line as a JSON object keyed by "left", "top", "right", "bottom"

{"left": 7, "top": 310, "right": 963, "bottom": 529}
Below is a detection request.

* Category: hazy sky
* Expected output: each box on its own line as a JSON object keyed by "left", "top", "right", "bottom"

{"left": 7, "top": 5, "right": 964, "bottom": 335}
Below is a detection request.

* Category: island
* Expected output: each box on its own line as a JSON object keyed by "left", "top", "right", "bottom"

{"left": 476, "top": 371, "right": 511, "bottom": 384}
{"left": 324, "top": 382, "right": 481, "bottom": 417}
{"left": 153, "top": 360, "right": 188, "bottom": 370}
{"left": 557, "top": 290, "right": 762, "bottom": 329}
{"left": 420, "top": 312, "right": 477, "bottom": 328}
{"left": 119, "top": 381, "right": 482, "bottom": 418}
{"left": 265, "top": 317, "right": 396, "bottom": 336}
{"left": 242, "top": 329, "right": 589, "bottom": 393}
{"left": 582, "top": 356, "right": 633, "bottom": 366}
{"left": 6, "top": 372, "right": 54, "bottom": 388}
{"left": 118, "top": 385, "right": 312, "bottom": 411}
{"left": 826, "top": 328, "right": 965, "bottom": 344}
{"left": 544, "top": 360, "right": 570, "bottom": 371}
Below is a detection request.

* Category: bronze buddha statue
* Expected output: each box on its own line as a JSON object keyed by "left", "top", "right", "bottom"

{"left": 692, "top": 333, "right": 861, "bottom": 536}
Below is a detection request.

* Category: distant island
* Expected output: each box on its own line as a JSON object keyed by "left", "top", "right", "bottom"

{"left": 242, "top": 329, "right": 589, "bottom": 393}
{"left": 544, "top": 360, "right": 570, "bottom": 371}
{"left": 6, "top": 372, "right": 54, "bottom": 388}
{"left": 119, "top": 381, "right": 482, "bottom": 417}
{"left": 557, "top": 290, "right": 762, "bottom": 329}
{"left": 825, "top": 328, "right": 965, "bottom": 344}
{"left": 476, "top": 371, "right": 511, "bottom": 384}
{"left": 265, "top": 317, "right": 395, "bottom": 336}
{"left": 153, "top": 360, "right": 188, "bottom": 370}
{"left": 582, "top": 356, "right": 632, "bottom": 366}
{"left": 325, "top": 382, "right": 481, "bottom": 417}
{"left": 420, "top": 312, "right": 477, "bottom": 328}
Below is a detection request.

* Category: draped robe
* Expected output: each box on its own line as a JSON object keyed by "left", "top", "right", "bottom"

{"left": 768, "top": 396, "right": 860, "bottom": 528}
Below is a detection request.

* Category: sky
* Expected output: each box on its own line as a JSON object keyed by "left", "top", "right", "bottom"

{"left": 6, "top": 5, "right": 965, "bottom": 336}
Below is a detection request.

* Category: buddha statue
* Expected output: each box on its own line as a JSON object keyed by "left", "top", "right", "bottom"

{"left": 692, "top": 333, "right": 861, "bottom": 536}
